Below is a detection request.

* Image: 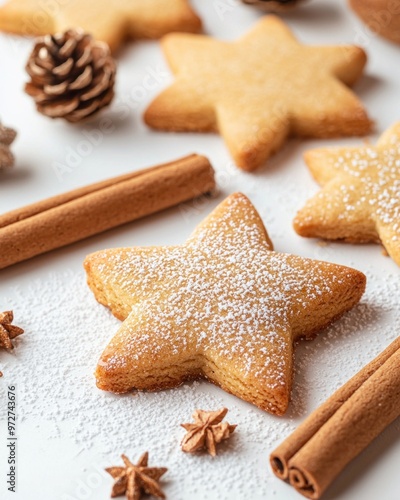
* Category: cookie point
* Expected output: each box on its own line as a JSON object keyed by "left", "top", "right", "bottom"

{"left": 95, "top": 356, "right": 127, "bottom": 393}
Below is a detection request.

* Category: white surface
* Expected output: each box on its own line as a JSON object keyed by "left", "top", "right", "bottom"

{"left": 0, "top": 0, "right": 399, "bottom": 499}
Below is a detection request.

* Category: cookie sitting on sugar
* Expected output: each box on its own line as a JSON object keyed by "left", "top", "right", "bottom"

{"left": 0, "top": 0, "right": 201, "bottom": 52}
{"left": 293, "top": 122, "right": 400, "bottom": 267}
{"left": 144, "top": 16, "right": 371, "bottom": 172}
{"left": 84, "top": 193, "right": 366, "bottom": 416}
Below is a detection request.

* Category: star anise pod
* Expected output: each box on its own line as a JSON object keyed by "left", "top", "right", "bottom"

{"left": 0, "top": 311, "right": 24, "bottom": 350}
{"left": 181, "top": 408, "right": 236, "bottom": 456}
{"left": 105, "top": 452, "right": 167, "bottom": 500}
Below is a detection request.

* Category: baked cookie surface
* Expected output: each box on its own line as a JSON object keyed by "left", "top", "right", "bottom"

{"left": 0, "top": 0, "right": 202, "bottom": 52}
{"left": 85, "top": 193, "right": 366, "bottom": 415}
{"left": 294, "top": 123, "right": 400, "bottom": 266}
{"left": 144, "top": 16, "right": 371, "bottom": 172}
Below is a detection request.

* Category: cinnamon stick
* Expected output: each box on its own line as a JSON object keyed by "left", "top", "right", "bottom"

{"left": 0, "top": 154, "right": 215, "bottom": 269}
{"left": 270, "top": 337, "right": 400, "bottom": 499}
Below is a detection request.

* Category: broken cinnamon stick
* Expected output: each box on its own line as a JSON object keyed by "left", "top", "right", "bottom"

{"left": 0, "top": 154, "right": 215, "bottom": 269}
{"left": 270, "top": 337, "right": 400, "bottom": 499}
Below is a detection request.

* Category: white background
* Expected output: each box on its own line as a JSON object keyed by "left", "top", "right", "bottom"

{"left": 0, "top": 0, "right": 399, "bottom": 499}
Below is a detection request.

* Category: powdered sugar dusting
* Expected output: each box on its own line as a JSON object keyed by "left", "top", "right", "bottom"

{"left": 0, "top": 263, "right": 398, "bottom": 498}
{"left": 302, "top": 126, "right": 400, "bottom": 243}
{"left": 90, "top": 194, "right": 358, "bottom": 411}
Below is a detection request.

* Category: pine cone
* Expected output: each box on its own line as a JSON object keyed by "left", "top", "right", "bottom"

{"left": 25, "top": 30, "right": 116, "bottom": 123}
{"left": 0, "top": 123, "right": 17, "bottom": 169}
{"left": 241, "top": 0, "right": 303, "bottom": 11}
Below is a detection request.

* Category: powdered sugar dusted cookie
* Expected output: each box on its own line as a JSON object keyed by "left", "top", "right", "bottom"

{"left": 0, "top": 0, "right": 201, "bottom": 52}
{"left": 85, "top": 193, "right": 366, "bottom": 415}
{"left": 294, "top": 123, "right": 400, "bottom": 266}
{"left": 144, "top": 16, "right": 371, "bottom": 172}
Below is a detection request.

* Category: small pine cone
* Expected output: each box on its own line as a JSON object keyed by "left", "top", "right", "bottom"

{"left": 241, "top": 0, "right": 303, "bottom": 12}
{"left": 25, "top": 29, "right": 116, "bottom": 123}
{"left": 0, "top": 123, "right": 17, "bottom": 169}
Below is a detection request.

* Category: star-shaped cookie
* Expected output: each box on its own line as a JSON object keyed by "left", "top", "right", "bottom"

{"left": 144, "top": 16, "right": 371, "bottom": 172}
{"left": 293, "top": 122, "right": 400, "bottom": 266}
{"left": 0, "top": 0, "right": 201, "bottom": 52}
{"left": 84, "top": 193, "right": 366, "bottom": 415}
